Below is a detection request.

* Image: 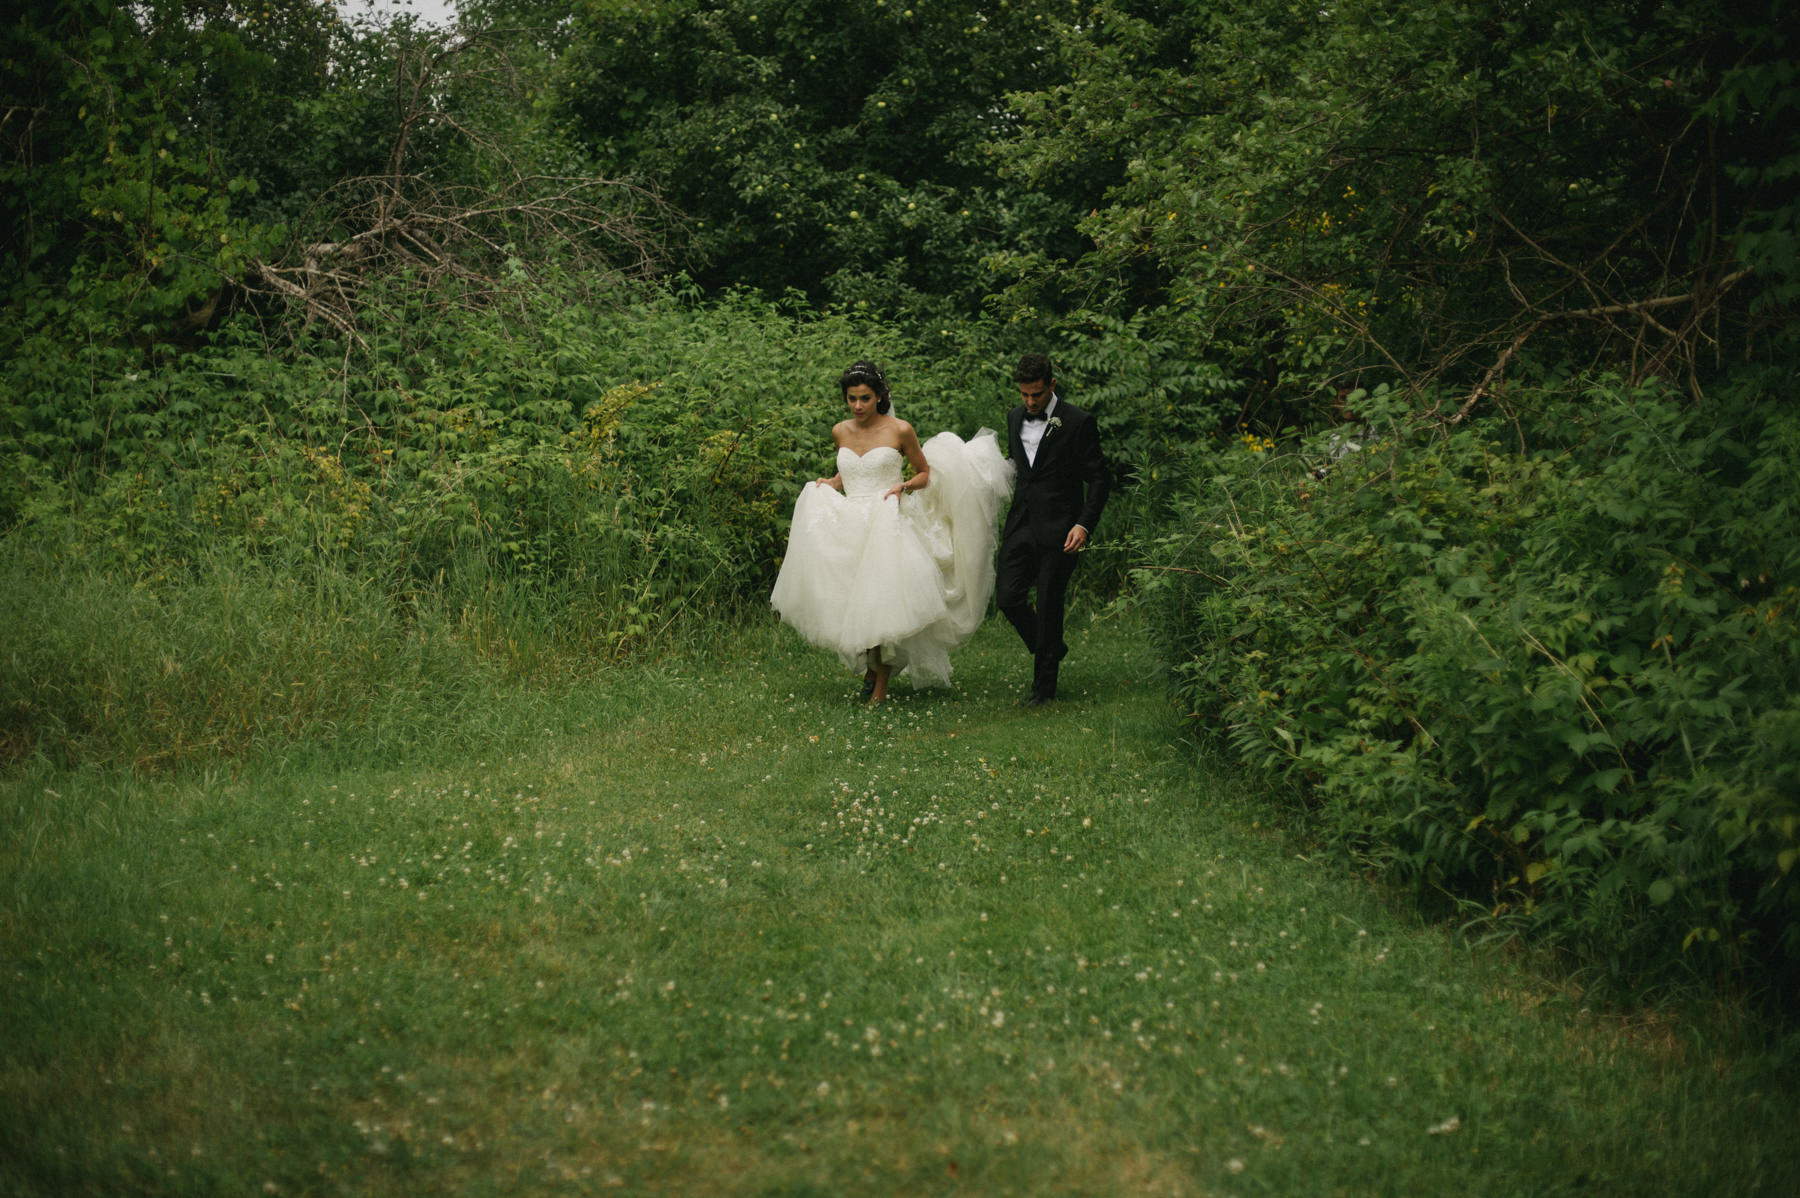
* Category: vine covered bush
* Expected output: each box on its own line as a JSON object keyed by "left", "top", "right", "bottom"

{"left": 1140, "top": 377, "right": 1800, "bottom": 995}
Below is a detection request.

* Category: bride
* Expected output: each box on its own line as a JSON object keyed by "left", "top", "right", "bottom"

{"left": 770, "top": 360, "right": 1014, "bottom": 703}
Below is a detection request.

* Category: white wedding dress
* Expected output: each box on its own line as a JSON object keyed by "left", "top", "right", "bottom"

{"left": 770, "top": 430, "right": 1014, "bottom": 686}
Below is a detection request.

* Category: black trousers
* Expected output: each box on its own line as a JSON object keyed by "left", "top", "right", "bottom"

{"left": 996, "top": 533, "right": 1079, "bottom": 698}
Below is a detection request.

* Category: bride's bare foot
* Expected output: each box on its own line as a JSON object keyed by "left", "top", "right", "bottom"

{"left": 868, "top": 662, "right": 891, "bottom": 705}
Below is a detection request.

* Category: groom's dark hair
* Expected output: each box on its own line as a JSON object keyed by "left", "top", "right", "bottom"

{"left": 1014, "top": 353, "right": 1053, "bottom": 385}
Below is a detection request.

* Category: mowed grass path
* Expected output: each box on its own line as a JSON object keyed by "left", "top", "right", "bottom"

{"left": 4, "top": 614, "right": 1795, "bottom": 1196}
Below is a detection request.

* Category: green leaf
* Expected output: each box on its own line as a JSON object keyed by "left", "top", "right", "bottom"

{"left": 1589, "top": 769, "right": 1626, "bottom": 794}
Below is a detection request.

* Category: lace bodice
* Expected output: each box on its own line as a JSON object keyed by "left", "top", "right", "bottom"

{"left": 838, "top": 445, "right": 904, "bottom": 500}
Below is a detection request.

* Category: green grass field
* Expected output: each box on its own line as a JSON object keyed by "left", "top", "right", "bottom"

{"left": 4, "top": 614, "right": 1795, "bottom": 1195}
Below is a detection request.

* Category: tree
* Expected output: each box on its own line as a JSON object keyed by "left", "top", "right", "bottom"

{"left": 243, "top": 19, "right": 671, "bottom": 347}
{"left": 529, "top": 0, "right": 1091, "bottom": 322}
{"left": 1, "top": 0, "right": 293, "bottom": 342}
{"left": 1, "top": 1, "right": 668, "bottom": 484}
{"left": 994, "top": 0, "right": 1793, "bottom": 423}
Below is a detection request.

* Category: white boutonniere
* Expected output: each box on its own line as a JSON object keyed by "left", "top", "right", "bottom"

{"left": 1045, "top": 415, "right": 1063, "bottom": 436}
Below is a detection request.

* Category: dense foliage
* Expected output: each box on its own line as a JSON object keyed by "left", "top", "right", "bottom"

{"left": 1140, "top": 377, "right": 1800, "bottom": 994}
{"left": 992, "top": 0, "right": 1800, "bottom": 997}
{"left": 994, "top": 0, "right": 1795, "bottom": 426}
{"left": 523, "top": 0, "right": 1091, "bottom": 322}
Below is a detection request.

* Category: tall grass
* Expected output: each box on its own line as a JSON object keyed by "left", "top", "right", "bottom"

{"left": 0, "top": 530, "right": 563, "bottom": 772}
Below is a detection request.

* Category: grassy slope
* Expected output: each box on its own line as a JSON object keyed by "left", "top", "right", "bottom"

{"left": 3, "top": 613, "right": 1794, "bottom": 1196}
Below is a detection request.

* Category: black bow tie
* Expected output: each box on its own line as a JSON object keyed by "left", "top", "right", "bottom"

{"left": 1023, "top": 410, "right": 1047, "bottom": 423}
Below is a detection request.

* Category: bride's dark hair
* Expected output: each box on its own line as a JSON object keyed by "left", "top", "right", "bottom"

{"left": 839, "top": 360, "right": 891, "bottom": 414}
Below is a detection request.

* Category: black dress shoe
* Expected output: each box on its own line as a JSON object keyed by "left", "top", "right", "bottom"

{"left": 1027, "top": 693, "right": 1053, "bottom": 707}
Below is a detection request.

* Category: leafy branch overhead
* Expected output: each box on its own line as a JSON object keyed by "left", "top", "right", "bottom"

{"left": 993, "top": 0, "right": 1794, "bottom": 415}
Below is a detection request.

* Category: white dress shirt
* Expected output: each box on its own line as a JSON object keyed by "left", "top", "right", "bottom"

{"left": 1020, "top": 394, "right": 1059, "bottom": 467}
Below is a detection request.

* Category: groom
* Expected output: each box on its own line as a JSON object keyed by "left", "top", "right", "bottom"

{"left": 998, "top": 353, "right": 1111, "bottom": 706}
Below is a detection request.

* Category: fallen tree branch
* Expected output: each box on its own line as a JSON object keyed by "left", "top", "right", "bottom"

{"left": 1452, "top": 268, "right": 1752, "bottom": 422}
{"left": 240, "top": 26, "right": 678, "bottom": 343}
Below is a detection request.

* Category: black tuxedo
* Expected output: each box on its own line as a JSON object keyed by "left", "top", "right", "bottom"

{"left": 997, "top": 396, "right": 1110, "bottom": 700}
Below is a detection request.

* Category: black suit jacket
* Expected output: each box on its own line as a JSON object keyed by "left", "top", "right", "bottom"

{"left": 1003, "top": 398, "right": 1110, "bottom": 550}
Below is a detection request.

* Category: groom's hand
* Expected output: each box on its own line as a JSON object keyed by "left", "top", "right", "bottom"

{"left": 1063, "top": 525, "right": 1089, "bottom": 554}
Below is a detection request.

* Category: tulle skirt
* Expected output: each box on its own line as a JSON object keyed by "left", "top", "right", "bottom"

{"left": 769, "top": 429, "right": 1014, "bottom": 686}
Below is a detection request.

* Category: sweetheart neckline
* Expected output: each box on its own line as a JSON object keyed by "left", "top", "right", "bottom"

{"left": 839, "top": 445, "right": 902, "bottom": 460}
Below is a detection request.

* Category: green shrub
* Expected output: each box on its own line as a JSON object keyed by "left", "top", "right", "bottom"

{"left": 1140, "top": 377, "right": 1800, "bottom": 996}
{"left": 1047, "top": 311, "right": 1240, "bottom": 594}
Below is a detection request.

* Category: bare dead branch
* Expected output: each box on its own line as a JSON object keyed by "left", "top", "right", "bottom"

{"left": 240, "top": 26, "right": 678, "bottom": 345}
{"left": 1451, "top": 268, "right": 1752, "bottom": 422}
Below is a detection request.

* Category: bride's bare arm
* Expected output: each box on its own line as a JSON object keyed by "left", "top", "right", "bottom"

{"left": 885, "top": 422, "right": 931, "bottom": 500}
